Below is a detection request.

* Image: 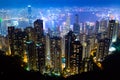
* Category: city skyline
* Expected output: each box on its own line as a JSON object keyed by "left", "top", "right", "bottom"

{"left": 0, "top": 6, "right": 120, "bottom": 36}
{"left": 0, "top": 1, "right": 120, "bottom": 79}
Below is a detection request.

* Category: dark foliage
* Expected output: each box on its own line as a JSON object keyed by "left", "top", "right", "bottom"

{"left": 0, "top": 50, "right": 120, "bottom": 80}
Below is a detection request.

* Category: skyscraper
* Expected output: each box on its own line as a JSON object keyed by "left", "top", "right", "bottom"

{"left": 50, "top": 37, "right": 62, "bottom": 75}
{"left": 70, "top": 40, "right": 83, "bottom": 74}
{"left": 34, "top": 19, "right": 45, "bottom": 73}
{"left": 96, "top": 38, "right": 110, "bottom": 61}
{"left": 8, "top": 26, "right": 15, "bottom": 56}
{"left": 73, "top": 14, "right": 80, "bottom": 35}
{"left": 65, "top": 31, "right": 76, "bottom": 71}
{"left": 34, "top": 19, "right": 44, "bottom": 42}
{"left": 28, "top": 5, "right": 32, "bottom": 26}
{"left": 26, "top": 40, "right": 38, "bottom": 71}
{"left": 36, "top": 40, "right": 46, "bottom": 74}
{"left": 99, "top": 19, "right": 108, "bottom": 33}
{"left": 107, "top": 20, "right": 118, "bottom": 42}
{"left": 64, "top": 31, "right": 83, "bottom": 75}
{"left": 13, "top": 29, "right": 27, "bottom": 56}
{"left": 107, "top": 20, "right": 119, "bottom": 54}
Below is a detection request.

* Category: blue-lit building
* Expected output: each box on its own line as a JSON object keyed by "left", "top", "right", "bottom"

{"left": 73, "top": 14, "right": 80, "bottom": 35}
{"left": 28, "top": 5, "right": 32, "bottom": 26}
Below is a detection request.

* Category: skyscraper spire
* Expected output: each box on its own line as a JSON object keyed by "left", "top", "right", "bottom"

{"left": 28, "top": 5, "right": 32, "bottom": 26}
{"left": 75, "top": 14, "right": 79, "bottom": 24}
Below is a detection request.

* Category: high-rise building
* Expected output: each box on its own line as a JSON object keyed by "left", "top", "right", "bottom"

{"left": 34, "top": 19, "right": 46, "bottom": 73}
{"left": 80, "top": 22, "right": 84, "bottom": 34}
{"left": 65, "top": 14, "right": 71, "bottom": 32}
{"left": 8, "top": 26, "right": 15, "bottom": 56}
{"left": 73, "top": 14, "right": 80, "bottom": 35}
{"left": 36, "top": 38, "right": 46, "bottom": 74}
{"left": 50, "top": 37, "right": 62, "bottom": 75}
{"left": 96, "top": 38, "right": 110, "bottom": 61}
{"left": 65, "top": 31, "right": 76, "bottom": 70}
{"left": 28, "top": 5, "right": 32, "bottom": 26}
{"left": 107, "top": 20, "right": 119, "bottom": 54}
{"left": 45, "top": 34, "right": 51, "bottom": 68}
{"left": 95, "top": 21, "right": 99, "bottom": 34}
{"left": 107, "top": 20, "right": 119, "bottom": 42}
{"left": 99, "top": 19, "right": 108, "bottom": 33}
{"left": 8, "top": 27, "right": 27, "bottom": 56}
{"left": 8, "top": 26, "right": 29, "bottom": 70}
{"left": 61, "top": 36, "right": 66, "bottom": 71}
{"left": 61, "top": 14, "right": 71, "bottom": 37}
{"left": 26, "top": 40, "right": 38, "bottom": 71}
{"left": 70, "top": 40, "right": 83, "bottom": 74}
{"left": 65, "top": 31, "right": 83, "bottom": 75}
{"left": 85, "top": 22, "right": 95, "bottom": 35}
{"left": 24, "top": 26, "right": 35, "bottom": 41}
{"left": 34, "top": 19, "right": 44, "bottom": 42}
{"left": 13, "top": 29, "right": 27, "bottom": 56}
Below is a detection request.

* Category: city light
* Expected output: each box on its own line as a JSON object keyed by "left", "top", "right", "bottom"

{"left": 0, "top": 18, "right": 2, "bottom": 22}
{"left": 109, "top": 47, "right": 116, "bottom": 52}
{"left": 0, "top": 5, "right": 120, "bottom": 79}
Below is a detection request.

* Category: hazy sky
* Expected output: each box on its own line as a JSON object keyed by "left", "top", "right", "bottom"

{"left": 0, "top": 0, "right": 120, "bottom": 8}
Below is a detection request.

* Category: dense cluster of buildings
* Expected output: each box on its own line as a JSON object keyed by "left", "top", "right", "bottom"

{"left": 0, "top": 6, "right": 120, "bottom": 77}
{"left": 4, "top": 15, "right": 120, "bottom": 77}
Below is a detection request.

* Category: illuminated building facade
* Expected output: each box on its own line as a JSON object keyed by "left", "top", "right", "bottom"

{"left": 61, "top": 37, "right": 66, "bottom": 71}
{"left": 65, "top": 31, "right": 76, "bottom": 71}
{"left": 34, "top": 19, "right": 44, "bottom": 42}
{"left": 64, "top": 31, "right": 83, "bottom": 75}
{"left": 96, "top": 38, "right": 110, "bottom": 61}
{"left": 34, "top": 19, "right": 46, "bottom": 73}
{"left": 24, "top": 27, "right": 35, "bottom": 41}
{"left": 36, "top": 38, "right": 46, "bottom": 73}
{"left": 45, "top": 34, "right": 51, "bottom": 67}
{"left": 81, "top": 33, "right": 87, "bottom": 60}
{"left": 107, "top": 20, "right": 119, "bottom": 42}
{"left": 99, "top": 19, "right": 108, "bottom": 33}
{"left": 81, "top": 35, "right": 95, "bottom": 72}
{"left": 8, "top": 26, "right": 30, "bottom": 70}
{"left": 13, "top": 29, "right": 27, "bottom": 56}
{"left": 61, "top": 14, "right": 71, "bottom": 37}
{"left": 65, "top": 14, "right": 71, "bottom": 32}
{"left": 85, "top": 22, "right": 95, "bottom": 35}
{"left": 28, "top": 5, "right": 32, "bottom": 26}
{"left": 70, "top": 40, "right": 83, "bottom": 74}
{"left": 50, "top": 37, "right": 62, "bottom": 74}
{"left": 8, "top": 26, "right": 15, "bottom": 56}
{"left": 8, "top": 27, "right": 27, "bottom": 56}
{"left": 26, "top": 40, "right": 37, "bottom": 71}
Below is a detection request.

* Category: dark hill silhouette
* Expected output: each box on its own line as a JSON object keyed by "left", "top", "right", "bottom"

{"left": 0, "top": 50, "right": 64, "bottom": 80}
{"left": 1, "top": 50, "right": 120, "bottom": 80}
{"left": 0, "top": 50, "right": 46, "bottom": 80}
{"left": 102, "top": 51, "right": 120, "bottom": 80}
